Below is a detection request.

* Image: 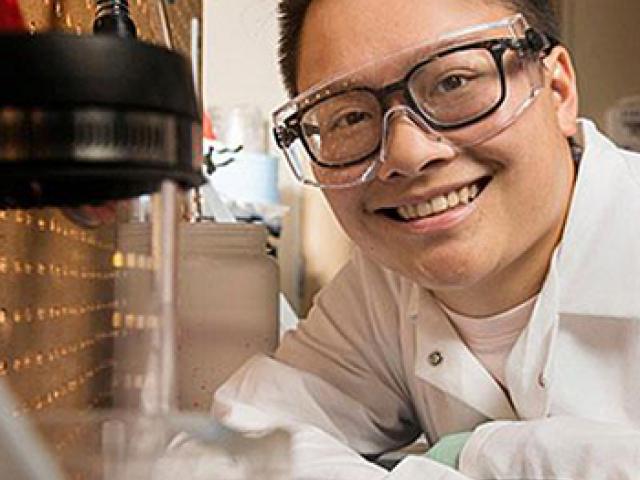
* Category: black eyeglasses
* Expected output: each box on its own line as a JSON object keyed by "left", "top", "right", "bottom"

{"left": 273, "top": 16, "right": 555, "bottom": 188}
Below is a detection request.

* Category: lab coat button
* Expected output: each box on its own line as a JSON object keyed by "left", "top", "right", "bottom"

{"left": 538, "top": 372, "right": 548, "bottom": 389}
{"left": 428, "top": 351, "right": 443, "bottom": 366}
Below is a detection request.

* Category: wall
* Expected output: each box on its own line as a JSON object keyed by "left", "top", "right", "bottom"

{"left": 203, "top": 0, "right": 285, "bottom": 118}
{"left": 203, "top": 0, "right": 307, "bottom": 312}
{"left": 300, "top": 189, "right": 352, "bottom": 313}
{"left": 558, "top": 0, "right": 640, "bottom": 130}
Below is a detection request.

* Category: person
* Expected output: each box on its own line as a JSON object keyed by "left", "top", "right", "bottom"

{"left": 213, "top": 0, "right": 640, "bottom": 478}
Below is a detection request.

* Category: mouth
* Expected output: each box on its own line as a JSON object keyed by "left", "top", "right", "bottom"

{"left": 376, "top": 176, "right": 493, "bottom": 222}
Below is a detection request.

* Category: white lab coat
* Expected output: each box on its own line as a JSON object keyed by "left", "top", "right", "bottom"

{"left": 213, "top": 120, "right": 640, "bottom": 480}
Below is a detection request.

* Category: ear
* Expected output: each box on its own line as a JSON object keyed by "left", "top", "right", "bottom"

{"left": 543, "top": 46, "right": 579, "bottom": 137}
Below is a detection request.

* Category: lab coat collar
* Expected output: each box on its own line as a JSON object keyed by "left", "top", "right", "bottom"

{"left": 410, "top": 285, "right": 518, "bottom": 421}
{"left": 508, "top": 119, "right": 640, "bottom": 418}
{"left": 556, "top": 119, "right": 640, "bottom": 318}
{"left": 505, "top": 251, "right": 559, "bottom": 419}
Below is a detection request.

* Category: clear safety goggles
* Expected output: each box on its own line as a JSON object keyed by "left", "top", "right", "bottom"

{"left": 273, "top": 14, "right": 556, "bottom": 188}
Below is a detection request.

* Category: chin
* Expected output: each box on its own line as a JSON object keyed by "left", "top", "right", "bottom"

{"left": 401, "top": 248, "right": 495, "bottom": 290}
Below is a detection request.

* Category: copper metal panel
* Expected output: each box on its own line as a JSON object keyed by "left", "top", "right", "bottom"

{"left": 17, "top": 0, "right": 201, "bottom": 58}
{"left": 16, "top": 0, "right": 54, "bottom": 32}
{"left": 0, "top": 207, "right": 160, "bottom": 475}
{"left": 0, "top": 208, "right": 116, "bottom": 450}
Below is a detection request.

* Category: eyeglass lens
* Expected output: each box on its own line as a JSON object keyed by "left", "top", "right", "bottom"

{"left": 300, "top": 46, "right": 504, "bottom": 170}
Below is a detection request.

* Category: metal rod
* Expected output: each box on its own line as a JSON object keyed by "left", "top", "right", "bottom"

{"left": 190, "top": 16, "right": 205, "bottom": 221}
{"left": 156, "top": 0, "right": 174, "bottom": 49}
{"left": 151, "top": 180, "right": 179, "bottom": 413}
{"left": 190, "top": 17, "right": 200, "bottom": 102}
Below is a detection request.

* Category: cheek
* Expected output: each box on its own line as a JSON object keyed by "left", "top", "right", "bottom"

{"left": 496, "top": 155, "right": 571, "bottom": 251}
{"left": 467, "top": 108, "right": 571, "bottom": 239}
{"left": 485, "top": 96, "right": 567, "bottom": 190}
{"left": 512, "top": 126, "right": 569, "bottom": 205}
{"left": 324, "top": 190, "right": 365, "bottom": 238}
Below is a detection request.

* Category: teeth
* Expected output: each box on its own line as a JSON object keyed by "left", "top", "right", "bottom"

{"left": 395, "top": 180, "right": 484, "bottom": 221}
{"left": 459, "top": 186, "right": 470, "bottom": 204}
{"left": 417, "top": 202, "right": 432, "bottom": 217}
{"left": 431, "top": 195, "right": 448, "bottom": 213}
{"left": 447, "top": 191, "right": 460, "bottom": 208}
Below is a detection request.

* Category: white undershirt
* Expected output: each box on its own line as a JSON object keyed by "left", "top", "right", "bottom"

{"left": 438, "top": 295, "right": 538, "bottom": 388}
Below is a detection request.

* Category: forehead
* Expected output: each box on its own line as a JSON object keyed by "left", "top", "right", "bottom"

{"left": 297, "top": 0, "right": 514, "bottom": 92}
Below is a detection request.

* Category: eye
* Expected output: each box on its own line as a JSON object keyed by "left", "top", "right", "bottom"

{"left": 435, "top": 74, "right": 469, "bottom": 94}
{"left": 330, "top": 110, "right": 373, "bottom": 131}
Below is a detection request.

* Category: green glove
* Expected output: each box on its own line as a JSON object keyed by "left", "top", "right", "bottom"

{"left": 425, "top": 432, "right": 472, "bottom": 469}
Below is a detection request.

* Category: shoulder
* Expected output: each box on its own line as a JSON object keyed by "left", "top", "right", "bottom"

{"left": 315, "top": 247, "right": 410, "bottom": 318}
{"left": 556, "top": 122, "right": 640, "bottom": 315}
{"left": 619, "top": 148, "right": 640, "bottom": 186}
{"left": 275, "top": 248, "right": 416, "bottom": 400}
{"left": 284, "top": 247, "right": 414, "bottom": 356}
{"left": 580, "top": 119, "right": 640, "bottom": 187}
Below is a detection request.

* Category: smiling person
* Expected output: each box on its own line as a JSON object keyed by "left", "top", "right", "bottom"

{"left": 213, "top": 0, "right": 640, "bottom": 478}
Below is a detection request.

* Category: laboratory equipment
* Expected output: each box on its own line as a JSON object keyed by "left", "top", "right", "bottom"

{"left": 0, "top": 1, "right": 285, "bottom": 478}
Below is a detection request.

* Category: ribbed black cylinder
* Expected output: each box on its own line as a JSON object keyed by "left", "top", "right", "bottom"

{"left": 0, "top": 34, "right": 204, "bottom": 207}
{"left": 93, "top": 0, "right": 137, "bottom": 38}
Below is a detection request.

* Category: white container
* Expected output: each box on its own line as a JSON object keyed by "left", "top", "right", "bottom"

{"left": 116, "top": 222, "right": 279, "bottom": 412}
{"left": 177, "top": 222, "right": 279, "bottom": 411}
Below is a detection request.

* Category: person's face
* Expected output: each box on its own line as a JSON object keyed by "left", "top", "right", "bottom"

{"left": 297, "top": 0, "right": 578, "bottom": 296}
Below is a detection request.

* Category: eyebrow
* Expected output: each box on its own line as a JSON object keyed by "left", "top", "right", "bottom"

{"left": 326, "top": 47, "right": 435, "bottom": 92}
{"left": 296, "top": 21, "right": 518, "bottom": 105}
{"left": 326, "top": 38, "right": 475, "bottom": 93}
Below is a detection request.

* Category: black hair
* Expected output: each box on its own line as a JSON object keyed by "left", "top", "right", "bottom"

{"left": 277, "top": 0, "right": 561, "bottom": 97}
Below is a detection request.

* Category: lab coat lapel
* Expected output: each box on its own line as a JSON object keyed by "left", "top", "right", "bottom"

{"left": 505, "top": 253, "right": 559, "bottom": 419}
{"left": 508, "top": 120, "right": 640, "bottom": 420}
{"left": 549, "top": 121, "right": 640, "bottom": 425}
{"left": 555, "top": 120, "right": 640, "bottom": 319}
{"left": 411, "top": 287, "right": 517, "bottom": 421}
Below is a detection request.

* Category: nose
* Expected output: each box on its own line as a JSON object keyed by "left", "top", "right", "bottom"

{"left": 377, "top": 106, "right": 457, "bottom": 181}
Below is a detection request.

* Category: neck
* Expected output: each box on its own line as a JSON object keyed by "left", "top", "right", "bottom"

{"left": 433, "top": 230, "right": 558, "bottom": 317}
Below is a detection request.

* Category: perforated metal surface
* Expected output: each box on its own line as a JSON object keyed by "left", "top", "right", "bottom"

{"left": 0, "top": 209, "right": 113, "bottom": 454}
{"left": 0, "top": 207, "right": 160, "bottom": 468}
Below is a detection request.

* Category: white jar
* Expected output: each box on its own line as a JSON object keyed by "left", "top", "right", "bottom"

{"left": 115, "top": 222, "right": 279, "bottom": 412}
{"left": 177, "top": 222, "right": 279, "bottom": 411}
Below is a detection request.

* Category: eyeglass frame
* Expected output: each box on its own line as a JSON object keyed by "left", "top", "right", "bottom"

{"left": 274, "top": 27, "right": 557, "bottom": 172}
